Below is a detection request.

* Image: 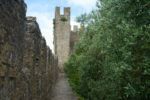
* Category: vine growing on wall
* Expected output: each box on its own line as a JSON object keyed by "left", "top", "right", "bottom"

{"left": 60, "top": 16, "right": 68, "bottom": 22}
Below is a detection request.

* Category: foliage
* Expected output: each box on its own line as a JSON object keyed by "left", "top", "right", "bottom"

{"left": 60, "top": 16, "right": 68, "bottom": 22}
{"left": 65, "top": 0, "right": 150, "bottom": 100}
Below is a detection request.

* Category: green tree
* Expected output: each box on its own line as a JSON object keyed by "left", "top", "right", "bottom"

{"left": 65, "top": 0, "right": 150, "bottom": 100}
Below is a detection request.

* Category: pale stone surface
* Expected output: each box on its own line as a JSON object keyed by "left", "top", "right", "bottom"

{"left": 51, "top": 73, "right": 78, "bottom": 100}
{"left": 53, "top": 7, "right": 79, "bottom": 71}
{"left": 54, "top": 7, "right": 71, "bottom": 70}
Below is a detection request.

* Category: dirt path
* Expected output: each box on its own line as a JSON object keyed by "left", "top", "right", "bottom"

{"left": 51, "top": 73, "right": 78, "bottom": 100}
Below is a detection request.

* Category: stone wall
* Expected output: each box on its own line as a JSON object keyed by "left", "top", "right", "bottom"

{"left": 70, "top": 26, "right": 79, "bottom": 54}
{"left": 0, "top": 1, "right": 58, "bottom": 100}
{"left": 54, "top": 7, "right": 71, "bottom": 70}
{"left": 53, "top": 7, "right": 79, "bottom": 71}
{"left": 22, "top": 17, "right": 59, "bottom": 100}
{"left": 0, "top": 0, "right": 26, "bottom": 100}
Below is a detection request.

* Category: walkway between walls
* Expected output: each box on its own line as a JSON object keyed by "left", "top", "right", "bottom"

{"left": 51, "top": 73, "right": 78, "bottom": 100}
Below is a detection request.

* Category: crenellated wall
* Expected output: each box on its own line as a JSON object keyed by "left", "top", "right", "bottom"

{"left": 53, "top": 7, "right": 79, "bottom": 71}
{"left": 54, "top": 7, "right": 71, "bottom": 70}
{"left": 0, "top": 1, "right": 59, "bottom": 100}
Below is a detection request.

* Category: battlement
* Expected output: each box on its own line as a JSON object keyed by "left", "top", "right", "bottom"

{"left": 64, "top": 7, "right": 70, "bottom": 16}
{"left": 55, "top": 7, "right": 70, "bottom": 20}
{"left": 55, "top": 7, "right": 60, "bottom": 17}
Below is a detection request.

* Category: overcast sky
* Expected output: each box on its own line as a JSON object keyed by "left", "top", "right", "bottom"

{"left": 25, "top": 0, "right": 97, "bottom": 51}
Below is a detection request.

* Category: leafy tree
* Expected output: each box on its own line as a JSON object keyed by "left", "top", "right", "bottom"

{"left": 65, "top": 0, "right": 150, "bottom": 100}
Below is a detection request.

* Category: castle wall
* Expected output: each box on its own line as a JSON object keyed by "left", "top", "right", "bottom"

{"left": 22, "top": 17, "right": 59, "bottom": 100}
{"left": 70, "top": 30, "right": 79, "bottom": 54}
{"left": 0, "top": 1, "right": 59, "bottom": 99}
{"left": 0, "top": 1, "right": 26, "bottom": 99}
{"left": 54, "top": 7, "right": 71, "bottom": 70}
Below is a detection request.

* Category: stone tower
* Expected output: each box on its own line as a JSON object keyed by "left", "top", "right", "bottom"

{"left": 53, "top": 7, "right": 71, "bottom": 70}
